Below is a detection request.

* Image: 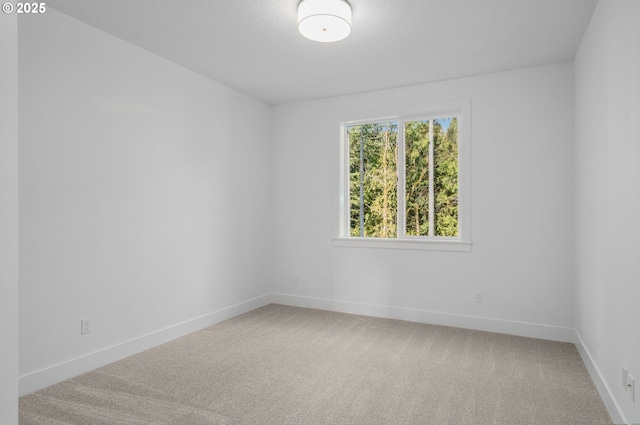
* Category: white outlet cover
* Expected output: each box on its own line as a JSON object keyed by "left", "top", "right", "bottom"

{"left": 81, "top": 318, "right": 92, "bottom": 335}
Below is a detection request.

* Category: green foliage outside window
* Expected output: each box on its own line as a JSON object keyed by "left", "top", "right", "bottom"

{"left": 348, "top": 117, "right": 458, "bottom": 238}
{"left": 348, "top": 122, "right": 398, "bottom": 238}
{"left": 434, "top": 118, "right": 459, "bottom": 236}
{"left": 405, "top": 120, "right": 430, "bottom": 236}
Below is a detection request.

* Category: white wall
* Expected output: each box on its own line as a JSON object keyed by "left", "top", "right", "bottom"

{"left": 0, "top": 11, "right": 19, "bottom": 425}
{"left": 19, "top": 9, "right": 272, "bottom": 393}
{"left": 574, "top": 1, "right": 640, "bottom": 423}
{"left": 272, "top": 63, "right": 575, "bottom": 340}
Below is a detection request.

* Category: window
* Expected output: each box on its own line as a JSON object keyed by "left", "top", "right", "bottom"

{"left": 336, "top": 100, "right": 471, "bottom": 251}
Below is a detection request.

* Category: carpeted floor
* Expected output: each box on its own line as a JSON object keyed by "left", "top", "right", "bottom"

{"left": 19, "top": 304, "right": 612, "bottom": 425}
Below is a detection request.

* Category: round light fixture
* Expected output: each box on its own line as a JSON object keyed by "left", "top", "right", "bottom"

{"left": 297, "top": 0, "right": 352, "bottom": 43}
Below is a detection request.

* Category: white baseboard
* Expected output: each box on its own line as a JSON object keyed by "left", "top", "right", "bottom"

{"left": 270, "top": 293, "right": 576, "bottom": 343}
{"left": 574, "top": 331, "right": 626, "bottom": 425}
{"left": 19, "top": 294, "right": 273, "bottom": 396}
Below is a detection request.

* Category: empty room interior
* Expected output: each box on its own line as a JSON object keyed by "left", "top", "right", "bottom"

{"left": 1, "top": 0, "right": 639, "bottom": 424}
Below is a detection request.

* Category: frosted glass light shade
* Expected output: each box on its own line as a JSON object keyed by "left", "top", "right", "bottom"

{"left": 298, "top": 0, "right": 352, "bottom": 43}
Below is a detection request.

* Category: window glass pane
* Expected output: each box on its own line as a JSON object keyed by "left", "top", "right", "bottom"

{"left": 348, "top": 122, "right": 398, "bottom": 238}
{"left": 404, "top": 118, "right": 459, "bottom": 237}
{"left": 434, "top": 117, "right": 459, "bottom": 236}
{"left": 404, "top": 121, "right": 430, "bottom": 236}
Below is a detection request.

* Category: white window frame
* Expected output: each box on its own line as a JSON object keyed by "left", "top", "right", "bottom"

{"left": 334, "top": 99, "right": 471, "bottom": 252}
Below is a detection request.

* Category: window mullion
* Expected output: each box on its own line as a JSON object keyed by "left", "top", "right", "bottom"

{"left": 428, "top": 119, "right": 435, "bottom": 237}
{"left": 397, "top": 121, "right": 406, "bottom": 238}
{"left": 341, "top": 127, "right": 349, "bottom": 238}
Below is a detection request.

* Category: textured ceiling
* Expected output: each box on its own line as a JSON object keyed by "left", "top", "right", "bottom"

{"left": 46, "top": 0, "right": 598, "bottom": 105}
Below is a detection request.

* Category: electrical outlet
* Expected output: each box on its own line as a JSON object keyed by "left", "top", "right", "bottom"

{"left": 628, "top": 374, "right": 636, "bottom": 403}
{"left": 474, "top": 291, "right": 482, "bottom": 303}
{"left": 81, "top": 318, "right": 92, "bottom": 335}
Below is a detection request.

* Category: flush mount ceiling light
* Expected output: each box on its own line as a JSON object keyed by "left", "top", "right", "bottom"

{"left": 297, "top": 0, "right": 352, "bottom": 43}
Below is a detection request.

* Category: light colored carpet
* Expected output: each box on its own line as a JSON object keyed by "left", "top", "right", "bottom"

{"left": 20, "top": 304, "right": 612, "bottom": 425}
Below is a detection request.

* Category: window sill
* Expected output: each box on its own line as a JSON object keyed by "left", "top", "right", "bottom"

{"left": 332, "top": 238, "right": 472, "bottom": 252}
